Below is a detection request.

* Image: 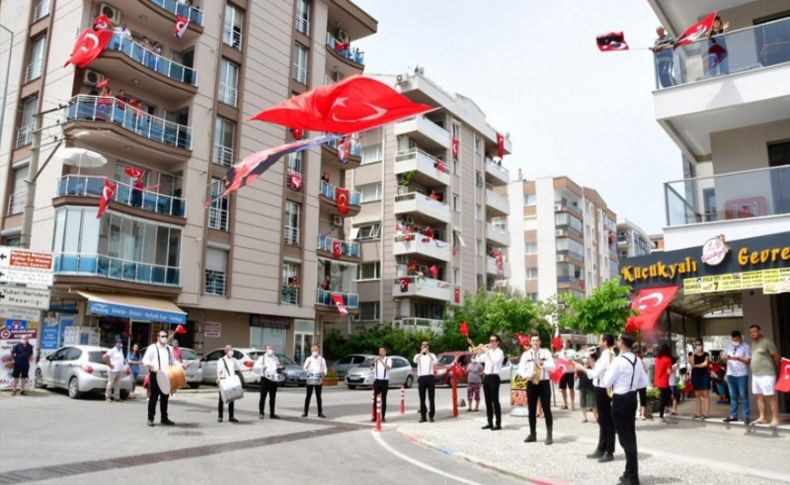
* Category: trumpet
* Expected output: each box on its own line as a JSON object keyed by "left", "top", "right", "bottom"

{"left": 574, "top": 345, "right": 599, "bottom": 362}
{"left": 467, "top": 337, "right": 490, "bottom": 355}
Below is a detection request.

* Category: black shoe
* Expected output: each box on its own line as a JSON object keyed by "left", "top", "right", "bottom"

{"left": 723, "top": 417, "right": 737, "bottom": 423}
{"left": 419, "top": 419, "right": 427, "bottom": 423}
{"left": 229, "top": 418, "right": 239, "bottom": 423}
{"left": 371, "top": 418, "right": 376, "bottom": 422}
{"left": 598, "top": 453, "right": 614, "bottom": 463}
{"left": 318, "top": 414, "right": 327, "bottom": 419}
{"left": 147, "top": 420, "right": 154, "bottom": 427}
{"left": 270, "top": 414, "right": 281, "bottom": 419}
{"left": 217, "top": 417, "right": 223, "bottom": 423}
{"left": 524, "top": 434, "right": 536, "bottom": 443}
{"left": 481, "top": 424, "right": 492, "bottom": 430}
{"left": 492, "top": 424, "right": 502, "bottom": 431}
{"left": 259, "top": 413, "right": 265, "bottom": 420}
{"left": 301, "top": 413, "right": 308, "bottom": 417}
{"left": 429, "top": 417, "right": 434, "bottom": 423}
{"left": 587, "top": 450, "right": 604, "bottom": 459}
{"left": 381, "top": 418, "right": 386, "bottom": 422}
{"left": 545, "top": 433, "right": 553, "bottom": 445}
{"left": 161, "top": 419, "right": 175, "bottom": 426}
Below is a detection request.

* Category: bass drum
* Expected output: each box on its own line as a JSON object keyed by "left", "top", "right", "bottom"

{"left": 219, "top": 374, "right": 244, "bottom": 403}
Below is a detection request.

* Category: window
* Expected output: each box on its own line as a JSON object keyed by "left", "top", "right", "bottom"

{"left": 357, "top": 302, "right": 379, "bottom": 321}
{"left": 525, "top": 242, "right": 537, "bottom": 254}
{"left": 209, "top": 178, "right": 229, "bottom": 231}
{"left": 357, "top": 183, "right": 381, "bottom": 203}
{"left": 526, "top": 267, "right": 538, "bottom": 279}
{"left": 475, "top": 138, "right": 482, "bottom": 155}
{"left": 453, "top": 268, "right": 460, "bottom": 285}
{"left": 361, "top": 144, "right": 382, "bottom": 164}
{"left": 282, "top": 262, "right": 300, "bottom": 304}
{"left": 556, "top": 237, "right": 584, "bottom": 259}
{"left": 284, "top": 201, "right": 301, "bottom": 246}
{"left": 1, "top": 235, "right": 21, "bottom": 247}
{"left": 524, "top": 193, "right": 536, "bottom": 206}
{"left": 205, "top": 247, "right": 227, "bottom": 295}
{"left": 453, "top": 193, "right": 459, "bottom": 212}
{"left": 287, "top": 152, "right": 303, "bottom": 175}
{"left": 555, "top": 212, "right": 582, "bottom": 234}
{"left": 354, "top": 223, "right": 380, "bottom": 240}
{"left": 223, "top": 4, "right": 244, "bottom": 50}
{"left": 33, "top": 0, "right": 51, "bottom": 21}
{"left": 213, "top": 117, "right": 235, "bottom": 167}
{"left": 7, "top": 164, "right": 28, "bottom": 216}
{"left": 295, "top": 0, "right": 310, "bottom": 35}
{"left": 25, "top": 35, "right": 46, "bottom": 82}
{"left": 16, "top": 96, "right": 37, "bottom": 147}
{"left": 357, "top": 262, "right": 380, "bottom": 280}
{"left": 293, "top": 43, "right": 308, "bottom": 84}
{"left": 218, "top": 59, "right": 239, "bottom": 106}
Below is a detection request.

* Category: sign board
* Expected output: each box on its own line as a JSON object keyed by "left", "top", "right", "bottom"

{"left": 86, "top": 300, "right": 186, "bottom": 324}
{"left": 0, "top": 305, "right": 41, "bottom": 322}
{"left": 0, "top": 247, "right": 54, "bottom": 271}
{"left": 684, "top": 267, "right": 790, "bottom": 295}
{"left": 204, "top": 321, "right": 221, "bottom": 338}
{"left": 0, "top": 268, "right": 54, "bottom": 287}
{"left": 63, "top": 326, "right": 99, "bottom": 346}
{"left": 40, "top": 317, "right": 60, "bottom": 352}
{"left": 0, "top": 321, "right": 38, "bottom": 389}
{"left": 0, "top": 286, "right": 51, "bottom": 310}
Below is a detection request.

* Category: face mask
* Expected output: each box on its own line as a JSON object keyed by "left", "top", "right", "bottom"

{"left": 312, "top": 352, "right": 318, "bottom": 358}
{"left": 266, "top": 349, "right": 273, "bottom": 356}
{"left": 226, "top": 351, "right": 233, "bottom": 357}
{"left": 695, "top": 345, "right": 702, "bottom": 351}
{"left": 159, "top": 337, "right": 167, "bottom": 344}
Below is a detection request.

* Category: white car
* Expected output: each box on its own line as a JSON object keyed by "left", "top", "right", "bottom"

{"left": 36, "top": 345, "right": 134, "bottom": 399}
{"left": 200, "top": 347, "right": 259, "bottom": 386}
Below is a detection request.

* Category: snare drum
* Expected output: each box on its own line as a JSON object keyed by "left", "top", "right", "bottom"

{"left": 306, "top": 372, "right": 323, "bottom": 386}
{"left": 156, "top": 365, "right": 186, "bottom": 394}
{"left": 219, "top": 375, "right": 244, "bottom": 403}
{"left": 265, "top": 371, "right": 285, "bottom": 383}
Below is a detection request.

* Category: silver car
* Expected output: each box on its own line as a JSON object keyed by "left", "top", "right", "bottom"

{"left": 245, "top": 351, "right": 307, "bottom": 387}
{"left": 200, "top": 347, "right": 259, "bottom": 386}
{"left": 180, "top": 347, "right": 203, "bottom": 389}
{"left": 345, "top": 356, "right": 414, "bottom": 390}
{"left": 334, "top": 354, "right": 372, "bottom": 379}
{"left": 35, "top": 345, "right": 134, "bottom": 399}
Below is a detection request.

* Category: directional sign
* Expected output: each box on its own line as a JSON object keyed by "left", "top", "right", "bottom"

{"left": 0, "top": 286, "right": 51, "bottom": 310}
{"left": 0, "top": 305, "right": 41, "bottom": 322}
{"left": 0, "top": 246, "right": 54, "bottom": 271}
{"left": 0, "top": 268, "right": 54, "bottom": 287}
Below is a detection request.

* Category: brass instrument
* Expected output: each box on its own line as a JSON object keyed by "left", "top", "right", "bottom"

{"left": 467, "top": 337, "right": 490, "bottom": 356}
{"left": 532, "top": 359, "right": 542, "bottom": 385}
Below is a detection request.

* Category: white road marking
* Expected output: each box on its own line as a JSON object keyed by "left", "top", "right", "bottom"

{"left": 371, "top": 430, "right": 486, "bottom": 485}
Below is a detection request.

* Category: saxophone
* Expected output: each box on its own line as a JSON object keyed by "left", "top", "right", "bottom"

{"left": 606, "top": 350, "right": 614, "bottom": 398}
{"left": 532, "top": 350, "right": 541, "bottom": 384}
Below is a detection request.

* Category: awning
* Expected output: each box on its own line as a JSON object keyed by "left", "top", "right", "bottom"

{"left": 77, "top": 291, "right": 187, "bottom": 324}
{"left": 625, "top": 286, "right": 678, "bottom": 333}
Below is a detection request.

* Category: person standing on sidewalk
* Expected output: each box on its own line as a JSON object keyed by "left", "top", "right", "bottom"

{"left": 142, "top": 331, "right": 177, "bottom": 427}
{"left": 691, "top": 339, "right": 711, "bottom": 419}
{"left": 466, "top": 359, "right": 483, "bottom": 412}
{"left": 414, "top": 341, "right": 437, "bottom": 423}
{"left": 722, "top": 330, "right": 750, "bottom": 424}
{"left": 653, "top": 344, "right": 672, "bottom": 422}
{"left": 556, "top": 339, "right": 577, "bottom": 410}
{"left": 748, "top": 324, "right": 780, "bottom": 427}
{"left": 302, "top": 345, "right": 327, "bottom": 418}
{"left": 575, "top": 333, "right": 616, "bottom": 463}
{"left": 476, "top": 335, "right": 504, "bottom": 431}
{"left": 254, "top": 345, "right": 282, "bottom": 420}
{"left": 10, "top": 335, "right": 34, "bottom": 396}
{"left": 102, "top": 339, "right": 126, "bottom": 402}
{"left": 520, "top": 334, "right": 556, "bottom": 445}
{"left": 217, "top": 345, "right": 239, "bottom": 423}
{"left": 127, "top": 343, "right": 141, "bottom": 399}
{"left": 371, "top": 347, "right": 392, "bottom": 422}
{"left": 603, "top": 333, "right": 648, "bottom": 485}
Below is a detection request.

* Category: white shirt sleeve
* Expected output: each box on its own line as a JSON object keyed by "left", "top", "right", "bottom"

{"left": 542, "top": 350, "right": 556, "bottom": 373}
{"left": 517, "top": 352, "right": 530, "bottom": 378}
{"left": 601, "top": 358, "right": 621, "bottom": 390}
{"left": 253, "top": 356, "right": 264, "bottom": 374}
{"left": 303, "top": 357, "right": 311, "bottom": 371}
{"left": 586, "top": 350, "right": 609, "bottom": 380}
{"left": 142, "top": 345, "right": 157, "bottom": 370}
{"left": 321, "top": 358, "right": 327, "bottom": 375}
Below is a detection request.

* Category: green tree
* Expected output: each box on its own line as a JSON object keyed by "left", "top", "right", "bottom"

{"left": 559, "top": 279, "right": 634, "bottom": 335}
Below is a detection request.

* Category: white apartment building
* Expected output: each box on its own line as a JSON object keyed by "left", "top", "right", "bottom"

{"left": 617, "top": 217, "right": 652, "bottom": 258}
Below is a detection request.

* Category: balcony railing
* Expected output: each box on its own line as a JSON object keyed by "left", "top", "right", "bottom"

{"left": 395, "top": 148, "right": 450, "bottom": 184}
{"left": 213, "top": 144, "right": 234, "bottom": 167}
{"left": 281, "top": 285, "right": 299, "bottom": 304}
{"left": 33, "top": 0, "right": 51, "bottom": 21}
{"left": 320, "top": 181, "right": 361, "bottom": 206}
{"left": 556, "top": 249, "right": 584, "bottom": 263}
{"left": 16, "top": 124, "right": 34, "bottom": 148}
{"left": 56, "top": 175, "right": 186, "bottom": 218}
{"left": 296, "top": 17, "right": 310, "bottom": 35}
{"left": 664, "top": 165, "right": 790, "bottom": 226}
{"left": 316, "top": 288, "right": 359, "bottom": 309}
{"left": 205, "top": 269, "right": 226, "bottom": 295}
{"left": 65, "top": 95, "right": 192, "bottom": 151}
{"left": 325, "top": 33, "right": 365, "bottom": 66}
{"left": 218, "top": 82, "right": 238, "bottom": 107}
{"left": 326, "top": 137, "right": 361, "bottom": 158}
{"left": 223, "top": 26, "right": 243, "bottom": 50}
{"left": 208, "top": 206, "right": 229, "bottom": 231}
{"left": 284, "top": 225, "right": 300, "bottom": 246}
{"left": 485, "top": 157, "right": 509, "bottom": 181}
{"left": 318, "top": 234, "right": 360, "bottom": 258}
{"left": 54, "top": 252, "right": 181, "bottom": 287}
{"left": 149, "top": 0, "right": 204, "bottom": 26}
{"left": 393, "top": 318, "right": 444, "bottom": 332}
{"left": 107, "top": 34, "right": 198, "bottom": 86}
{"left": 6, "top": 192, "right": 26, "bottom": 216}
{"left": 556, "top": 224, "right": 583, "bottom": 238}
{"left": 654, "top": 16, "right": 790, "bottom": 90}
{"left": 24, "top": 59, "right": 43, "bottom": 83}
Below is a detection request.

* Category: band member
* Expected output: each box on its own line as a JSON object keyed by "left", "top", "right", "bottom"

{"left": 519, "top": 334, "right": 556, "bottom": 445}
{"left": 253, "top": 345, "right": 281, "bottom": 419}
{"left": 575, "top": 333, "right": 616, "bottom": 462}
{"left": 414, "top": 341, "right": 437, "bottom": 423}
{"left": 476, "top": 335, "right": 504, "bottom": 430}
{"left": 217, "top": 345, "right": 240, "bottom": 423}
{"left": 302, "top": 345, "right": 328, "bottom": 418}
{"left": 142, "top": 331, "right": 178, "bottom": 427}
{"left": 371, "top": 347, "right": 392, "bottom": 422}
{"left": 602, "top": 333, "right": 648, "bottom": 485}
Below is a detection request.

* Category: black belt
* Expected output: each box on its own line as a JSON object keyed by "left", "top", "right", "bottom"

{"left": 613, "top": 390, "right": 638, "bottom": 398}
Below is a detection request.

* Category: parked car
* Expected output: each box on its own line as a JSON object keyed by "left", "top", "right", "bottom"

{"left": 345, "top": 355, "right": 414, "bottom": 390}
{"left": 334, "top": 354, "right": 373, "bottom": 379}
{"left": 433, "top": 351, "right": 473, "bottom": 386}
{"left": 267, "top": 353, "right": 307, "bottom": 386}
{"left": 200, "top": 347, "right": 258, "bottom": 386}
{"left": 35, "top": 345, "right": 134, "bottom": 399}
{"left": 180, "top": 347, "right": 203, "bottom": 389}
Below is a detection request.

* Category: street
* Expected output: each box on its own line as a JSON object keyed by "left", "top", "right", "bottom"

{"left": 1, "top": 384, "right": 789, "bottom": 484}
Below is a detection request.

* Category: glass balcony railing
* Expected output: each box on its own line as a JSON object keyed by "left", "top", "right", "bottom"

{"left": 326, "top": 137, "right": 361, "bottom": 157}
{"left": 65, "top": 95, "right": 192, "bottom": 151}
{"left": 316, "top": 288, "right": 359, "bottom": 309}
{"left": 654, "top": 16, "right": 790, "bottom": 89}
{"left": 56, "top": 175, "right": 186, "bottom": 218}
{"left": 664, "top": 165, "right": 790, "bottom": 226}
{"left": 325, "top": 33, "right": 365, "bottom": 65}
{"left": 149, "top": 0, "right": 204, "bottom": 26}
{"left": 54, "top": 252, "right": 180, "bottom": 287}
{"left": 107, "top": 34, "right": 198, "bottom": 86}
{"left": 320, "top": 180, "right": 361, "bottom": 206}
{"left": 485, "top": 157, "right": 509, "bottom": 180}
{"left": 318, "top": 234, "right": 360, "bottom": 258}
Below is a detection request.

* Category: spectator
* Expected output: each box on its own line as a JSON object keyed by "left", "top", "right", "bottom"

{"left": 748, "top": 324, "right": 780, "bottom": 427}
{"left": 102, "top": 338, "right": 126, "bottom": 402}
{"left": 132, "top": 176, "right": 145, "bottom": 208}
{"left": 578, "top": 352, "right": 596, "bottom": 423}
{"left": 466, "top": 358, "right": 483, "bottom": 412}
{"left": 650, "top": 26, "right": 675, "bottom": 88}
{"left": 634, "top": 345, "right": 648, "bottom": 420}
{"left": 321, "top": 275, "right": 331, "bottom": 291}
{"left": 116, "top": 88, "right": 127, "bottom": 110}
{"left": 710, "top": 359, "right": 728, "bottom": 404}
{"left": 654, "top": 344, "right": 672, "bottom": 422}
{"left": 690, "top": 339, "right": 711, "bottom": 419}
{"left": 127, "top": 343, "right": 141, "bottom": 399}
{"left": 172, "top": 339, "right": 183, "bottom": 363}
{"left": 10, "top": 336, "right": 34, "bottom": 396}
{"left": 556, "top": 339, "right": 577, "bottom": 410}
{"left": 723, "top": 330, "right": 750, "bottom": 423}
{"left": 707, "top": 16, "right": 730, "bottom": 76}
{"left": 321, "top": 172, "right": 330, "bottom": 184}
{"left": 668, "top": 357, "right": 679, "bottom": 416}
{"left": 112, "top": 23, "right": 131, "bottom": 48}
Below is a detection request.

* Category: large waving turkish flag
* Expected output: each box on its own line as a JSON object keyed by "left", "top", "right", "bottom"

{"left": 97, "top": 179, "right": 117, "bottom": 219}
{"left": 625, "top": 286, "right": 678, "bottom": 332}
{"left": 64, "top": 29, "right": 113, "bottom": 68}
{"left": 674, "top": 12, "right": 716, "bottom": 49}
{"left": 776, "top": 358, "right": 790, "bottom": 393}
{"left": 550, "top": 358, "right": 573, "bottom": 384}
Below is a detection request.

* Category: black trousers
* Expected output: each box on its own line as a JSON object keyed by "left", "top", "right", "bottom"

{"left": 259, "top": 377, "right": 278, "bottom": 415}
{"left": 612, "top": 391, "right": 639, "bottom": 481}
{"left": 595, "top": 387, "right": 615, "bottom": 454}
{"left": 373, "top": 379, "right": 389, "bottom": 419}
{"left": 304, "top": 384, "right": 323, "bottom": 415}
{"left": 147, "top": 371, "right": 169, "bottom": 422}
{"left": 658, "top": 387, "right": 671, "bottom": 418}
{"left": 418, "top": 375, "right": 436, "bottom": 420}
{"left": 482, "top": 374, "right": 501, "bottom": 426}
{"left": 527, "top": 380, "right": 553, "bottom": 434}
{"left": 218, "top": 392, "right": 234, "bottom": 418}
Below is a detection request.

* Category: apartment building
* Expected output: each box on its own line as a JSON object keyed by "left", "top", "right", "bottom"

{"left": 616, "top": 217, "right": 652, "bottom": 259}
{"left": 508, "top": 175, "right": 618, "bottom": 303}
{"left": 0, "top": 0, "right": 377, "bottom": 359}
{"left": 345, "top": 71, "right": 512, "bottom": 333}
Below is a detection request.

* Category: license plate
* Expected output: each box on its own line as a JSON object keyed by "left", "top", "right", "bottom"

{"left": 99, "top": 371, "right": 107, "bottom": 377}
{"left": 348, "top": 377, "right": 362, "bottom": 382}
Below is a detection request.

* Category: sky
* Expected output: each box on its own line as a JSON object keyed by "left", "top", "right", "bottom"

{"left": 353, "top": 0, "right": 682, "bottom": 234}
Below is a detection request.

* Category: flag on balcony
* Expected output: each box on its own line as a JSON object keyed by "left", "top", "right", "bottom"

{"left": 776, "top": 358, "right": 790, "bottom": 393}
{"left": 495, "top": 251, "right": 504, "bottom": 275}
{"left": 459, "top": 321, "right": 469, "bottom": 337}
{"left": 625, "top": 286, "right": 678, "bottom": 332}
{"left": 332, "top": 239, "right": 341, "bottom": 258}
{"left": 550, "top": 358, "right": 573, "bottom": 384}
{"left": 97, "top": 77, "right": 110, "bottom": 89}
{"left": 674, "top": 12, "right": 716, "bottom": 49}
{"left": 124, "top": 167, "right": 145, "bottom": 180}
{"left": 596, "top": 32, "right": 629, "bottom": 51}
{"left": 428, "top": 264, "right": 439, "bottom": 279}
{"left": 174, "top": 15, "right": 190, "bottom": 38}
{"left": 251, "top": 75, "right": 434, "bottom": 134}
{"left": 454, "top": 287, "right": 460, "bottom": 304}
{"left": 451, "top": 138, "right": 459, "bottom": 159}
{"left": 336, "top": 187, "right": 349, "bottom": 215}
{"left": 97, "top": 178, "right": 117, "bottom": 219}
{"left": 64, "top": 29, "right": 113, "bottom": 68}
{"left": 174, "top": 324, "right": 187, "bottom": 335}
{"left": 289, "top": 172, "right": 302, "bottom": 191}
{"left": 332, "top": 293, "right": 348, "bottom": 316}
{"left": 400, "top": 277, "right": 410, "bottom": 293}
{"left": 421, "top": 226, "right": 434, "bottom": 243}
{"left": 497, "top": 132, "right": 505, "bottom": 158}
{"left": 91, "top": 14, "right": 112, "bottom": 31}
{"left": 551, "top": 327, "right": 563, "bottom": 351}
{"left": 337, "top": 137, "right": 351, "bottom": 163}
{"left": 291, "top": 128, "right": 303, "bottom": 140}
{"left": 395, "top": 223, "right": 402, "bottom": 236}
{"left": 435, "top": 159, "right": 446, "bottom": 173}
{"left": 407, "top": 261, "right": 417, "bottom": 274}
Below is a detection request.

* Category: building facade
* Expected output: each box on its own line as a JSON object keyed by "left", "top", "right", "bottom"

{"left": 616, "top": 217, "right": 652, "bottom": 259}
{"left": 0, "top": 0, "right": 376, "bottom": 359}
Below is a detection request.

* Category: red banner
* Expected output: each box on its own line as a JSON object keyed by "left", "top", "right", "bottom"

{"left": 289, "top": 172, "right": 302, "bottom": 191}
{"left": 550, "top": 358, "right": 573, "bottom": 384}
{"left": 174, "top": 15, "right": 190, "bottom": 38}
{"left": 454, "top": 287, "right": 460, "bottom": 304}
{"left": 64, "top": 29, "right": 113, "bottom": 68}
{"left": 97, "top": 179, "right": 117, "bottom": 218}
{"left": 496, "top": 132, "right": 505, "bottom": 158}
{"left": 674, "top": 12, "right": 716, "bottom": 49}
{"left": 92, "top": 14, "right": 111, "bottom": 31}
{"left": 332, "top": 239, "right": 341, "bottom": 258}
{"left": 124, "top": 167, "right": 145, "bottom": 179}
{"left": 459, "top": 321, "right": 468, "bottom": 337}
{"left": 451, "top": 138, "right": 459, "bottom": 160}
{"left": 400, "top": 277, "right": 410, "bottom": 292}
{"left": 596, "top": 31, "right": 629, "bottom": 51}
{"left": 428, "top": 264, "right": 439, "bottom": 279}
{"left": 625, "top": 286, "right": 678, "bottom": 332}
{"left": 291, "top": 128, "right": 304, "bottom": 140}
{"left": 336, "top": 187, "right": 349, "bottom": 215}
{"left": 337, "top": 137, "right": 351, "bottom": 162}
{"left": 776, "top": 358, "right": 790, "bottom": 393}
{"left": 331, "top": 293, "right": 348, "bottom": 316}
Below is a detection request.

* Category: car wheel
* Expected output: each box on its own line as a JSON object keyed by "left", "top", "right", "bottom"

{"left": 347, "top": 384, "right": 357, "bottom": 390}
{"left": 68, "top": 377, "right": 82, "bottom": 399}
{"left": 34, "top": 368, "right": 45, "bottom": 388}
{"left": 404, "top": 375, "right": 414, "bottom": 389}
{"left": 189, "top": 383, "right": 201, "bottom": 389}
{"left": 120, "top": 390, "right": 129, "bottom": 400}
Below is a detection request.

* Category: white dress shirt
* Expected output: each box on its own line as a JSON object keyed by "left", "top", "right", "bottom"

{"left": 105, "top": 347, "right": 126, "bottom": 372}
{"left": 303, "top": 355, "right": 327, "bottom": 375}
{"left": 724, "top": 342, "right": 751, "bottom": 377}
{"left": 374, "top": 357, "right": 392, "bottom": 380}
{"left": 518, "top": 348, "right": 556, "bottom": 381}
{"left": 253, "top": 353, "right": 280, "bottom": 379}
{"left": 476, "top": 347, "right": 504, "bottom": 375}
{"left": 142, "top": 343, "right": 174, "bottom": 372}
{"left": 602, "top": 352, "right": 649, "bottom": 395}
{"left": 413, "top": 352, "right": 437, "bottom": 376}
{"left": 586, "top": 348, "right": 615, "bottom": 388}
{"left": 217, "top": 355, "right": 239, "bottom": 379}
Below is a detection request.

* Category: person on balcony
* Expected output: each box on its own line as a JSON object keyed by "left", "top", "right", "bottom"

{"left": 321, "top": 172, "right": 331, "bottom": 184}
{"left": 707, "top": 16, "right": 730, "bottom": 76}
{"left": 132, "top": 177, "right": 145, "bottom": 208}
{"left": 650, "top": 26, "right": 675, "bottom": 88}
{"left": 112, "top": 23, "right": 131, "bottom": 49}
{"left": 321, "top": 275, "right": 331, "bottom": 292}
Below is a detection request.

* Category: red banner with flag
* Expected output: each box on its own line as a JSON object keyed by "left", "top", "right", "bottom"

{"left": 92, "top": 14, "right": 112, "bottom": 31}
{"left": 124, "top": 167, "right": 145, "bottom": 179}
{"left": 331, "top": 293, "right": 348, "bottom": 316}
{"left": 454, "top": 287, "right": 460, "bottom": 304}
{"left": 332, "top": 239, "right": 341, "bottom": 258}
{"left": 625, "top": 286, "right": 678, "bottom": 332}
{"left": 64, "top": 29, "right": 113, "bottom": 68}
{"left": 174, "top": 15, "right": 190, "bottom": 38}
{"left": 550, "top": 358, "right": 573, "bottom": 384}
{"left": 428, "top": 264, "right": 439, "bottom": 279}
{"left": 451, "top": 138, "right": 459, "bottom": 160}
{"left": 776, "top": 358, "right": 790, "bottom": 393}
{"left": 97, "top": 179, "right": 117, "bottom": 218}
{"left": 291, "top": 128, "right": 303, "bottom": 140}
{"left": 337, "top": 137, "right": 351, "bottom": 162}
{"left": 515, "top": 332, "right": 530, "bottom": 350}
{"left": 421, "top": 226, "right": 434, "bottom": 244}
{"left": 596, "top": 32, "right": 629, "bottom": 51}
{"left": 289, "top": 172, "right": 302, "bottom": 191}
{"left": 674, "top": 12, "right": 716, "bottom": 49}
{"left": 335, "top": 187, "right": 349, "bottom": 215}
{"left": 400, "top": 276, "right": 409, "bottom": 293}
{"left": 436, "top": 160, "right": 446, "bottom": 173}
{"left": 174, "top": 324, "right": 187, "bottom": 335}
{"left": 496, "top": 132, "right": 505, "bottom": 158}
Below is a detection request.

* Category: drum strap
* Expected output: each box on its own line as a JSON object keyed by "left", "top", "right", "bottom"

{"left": 222, "top": 357, "right": 231, "bottom": 378}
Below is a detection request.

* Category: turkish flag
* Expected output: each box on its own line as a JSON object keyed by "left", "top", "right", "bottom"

{"left": 436, "top": 160, "right": 446, "bottom": 173}
{"left": 428, "top": 264, "right": 439, "bottom": 279}
{"left": 776, "top": 358, "right": 790, "bottom": 393}
{"left": 97, "top": 178, "right": 117, "bottom": 218}
{"left": 674, "top": 12, "right": 716, "bottom": 49}
{"left": 495, "top": 251, "right": 504, "bottom": 275}
{"left": 174, "top": 324, "right": 187, "bottom": 335}
{"left": 550, "top": 358, "right": 573, "bottom": 384}
{"left": 64, "top": 29, "right": 113, "bottom": 68}
{"left": 92, "top": 14, "right": 112, "bottom": 31}
{"left": 496, "top": 132, "right": 505, "bottom": 158}
{"left": 251, "top": 75, "right": 433, "bottom": 134}
{"left": 337, "top": 137, "right": 351, "bottom": 162}
{"left": 407, "top": 261, "right": 417, "bottom": 274}
{"left": 454, "top": 287, "right": 460, "bottom": 304}
{"left": 451, "top": 138, "right": 459, "bottom": 159}
{"left": 174, "top": 15, "right": 190, "bottom": 38}
{"left": 400, "top": 277, "right": 410, "bottom": 292}
{"left": 596, "top": 31, "right": 630, "bottom": 51}
{"left": 332, "top": 239, "right": 342, "bottom": 258}
{"left": 331, "top": 293, "right": 348, "bottom": 316}
{"left": 421, "top": 226, "right": 434, "bottom": 243}
{"left": 124, "top": 167, "right": 145, "bottom": 179}
{"left": 289, "top": 172, "right": 302, "bottom": 191}
{"left": 292, "top": 128, "right": 304, "bottom": 140}
{"left": 395, "top": 223, "right": 402, "bottom": 236}
{"left": 625, "top": 286, "right": 678, "bottom": 332}
{"left": 515, "top": 332, "right": 530, "bottom": 350}
{"left": 459, "top": 321, "right": 469, "bottom": 337}
{"left": 97, "top": 77, "right": 110, "bottom": 89}
{"left": 335, "top": 187, "right": 349, "bottom": 215}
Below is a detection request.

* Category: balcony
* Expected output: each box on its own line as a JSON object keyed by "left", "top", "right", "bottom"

{"left": 64, "top": 95, "right": 191, "bottom": 165}
{"left": 393, "top": 233, "right": 452, "bottom": 263}
{"left": 319, "top": 181, "right": 361, "bottom": 217}
{"left": 54, "top": 175, "right": 186, "bottom": 221}
{"left": 485, "top": 185, "right": 509, "bottom": 217}
{"left": 555, "top": 224, "right": 583, "bottom": 240}
{"left": 554, "top": 200, "right": 583, "bottom": 219}
{"left": 394, "top": 148, "right": 450, "bottom": 187}
{"left": 322, "top": 138, "right": 362, "bottom": 169}
{"left": 284, "top": 225, "right": 300, "bottom": 247}
{"left": 392, "top": 276, "right": 453, "bottom": 302}
{"left": 317, "top": 234, "right": 360, "bottom": 261}
{"left": 394, "top": 117, "right": 451, "bottom": 151}
{"left": 204, "top": 270, "right": 226, "bottom": 296}
{"left": 54, "top": 253, "right": 180, "bottom": 287}
{"left": 393, "top": 192, "right": 451, "bottom": 224}
{"left": 485, "top": 158, "right": 509, "bottom": 185}
{"left": 281, "top": 285, "right": 299, "bottom": 305}
{"left": 556, "top": 250, "right": 584, "bottom": 265}
{"left": 325, "top": 33, "right": 365, "bottom": 78}
{"left": 98, "top": 1, "right": 203, "bottom": 42}
{"left": 209, "top": 206, "right": 229, "bottom": 232}
{"left": 90, "top": 35, "right": 198, "bottom": 100}
{"left": 393, "top": 318, "right": 444, "bottom": 333}
{"left": 316, "top": 289, "right": 359, "bottom": 314}
{"left": 557, "top": 275, "right": 584, "bottom": 292}
{"left": 652, "top": 17, "right": 790, "bottom": 159}
{"left": 485, "top": 223, "right": 511, "bottom": 248}
{"left": 486, "top": 256, "right": 511, "bottom": 278}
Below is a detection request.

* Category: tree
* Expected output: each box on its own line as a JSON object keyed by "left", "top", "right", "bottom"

{"left": 559, "top": 279, "right": 634, "bottom": 335}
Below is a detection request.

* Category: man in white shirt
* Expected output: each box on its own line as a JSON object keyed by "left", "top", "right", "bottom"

{"left": 602, "top": 333, "right": 648, "bottom": 485}
{"left": 574, "top": 333, "right": 616, "bottom": 462}
{"left": 371, "top": 347, "right": 392, "bottom": 422}
{"left": 556, "top": 339, "right": 577, "bottom": 411}
{"left": 142, "top": 331, "right": 177, "bottom": 426}
{"left": 253, "top": 345, "right": 281, "bottom": 419}
{"left": 722, "top": 330, "right": 751, "bottom": 424}
{"left": 476, "top": 335, "right": 504, "bottom": 431}
{"left": 520, "top": 335, "right": 556, "bottom": 445}
{"left": 216, "top": 345, "right": 240, "bottom": 423}
{"left": 302, "top": 345, "right": 328, "bottom": 418}
{"left": 414, "top": 341, "right": 437, "bottom": 423}
{"left": 102, "top": 339, "right": 126, "bottom": 402}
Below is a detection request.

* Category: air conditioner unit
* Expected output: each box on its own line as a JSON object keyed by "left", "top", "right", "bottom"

{"left": 331, "top": 214, "right": 343, "bottom": 227}
{"left": 555, "top": 229, "right": 563, "bottom": 236}
{"left": 99, "top": 3, "right": 122, "bottom": 24}
{"left": 83, "top": 69, "right": 101, "bottom": 86}
{"left": 554, "top": 203, "right": 562, "bottom": 211}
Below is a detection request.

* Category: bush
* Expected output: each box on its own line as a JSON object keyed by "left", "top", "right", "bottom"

{"left": 323, "top": 325, "right": 443, "bottom": 360}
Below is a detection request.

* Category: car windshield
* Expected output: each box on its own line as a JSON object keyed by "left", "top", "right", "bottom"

{"left": 87, "top": 351, "right": 106, "bottom": 364}
{"left": 181, "top": 349, "right": 197, "bottom": 360}
{"left": 359, "top": 357, "right": 374, "bottom": 367}
{"left": 437, "top": 355, "right": 456, "bottom": 365}
{"left": 277, "top": 354, "right": 296, "bottom": 365}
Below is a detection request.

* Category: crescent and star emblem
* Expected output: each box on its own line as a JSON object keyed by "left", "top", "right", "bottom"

{"left": 330, "top": 97, "right": 387, "bottom": 123}
{"left": 81, "top": 33, "right": 99, "bottom": 52}
{"left": 637, "top": 292, "right": 664, "bottom": 310}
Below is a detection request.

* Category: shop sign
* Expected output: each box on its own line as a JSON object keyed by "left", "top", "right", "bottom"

{"left": 0, "top": 286, "right": 51, "bottom": 310}
{"left": 0, "top": 321, "right": 38, "bottom": 389}
{"left": 87, "top": 301, "right": 186, "bottom": 324}
{"left": 701, "top": 235, "right": 729, "bottom": 266}
{"left": 204, "top": 321, "right": 221, "bottom": 338}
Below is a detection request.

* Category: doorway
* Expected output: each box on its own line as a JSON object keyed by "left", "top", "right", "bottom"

{"left": 293, "top": 320, "right": 315, "bottom": 365}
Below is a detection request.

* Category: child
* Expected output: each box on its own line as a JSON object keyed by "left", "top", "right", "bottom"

{"left": 578, "top": 353, "right": 596, "bottom": 422}
{"left": 466, "top": 359, "right": 483, "bottom": 412}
